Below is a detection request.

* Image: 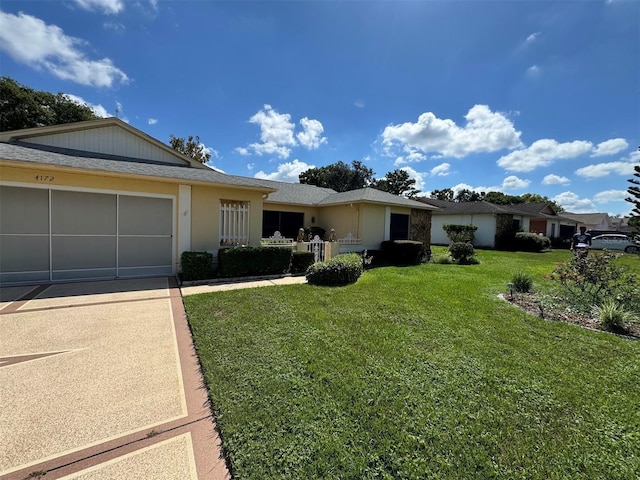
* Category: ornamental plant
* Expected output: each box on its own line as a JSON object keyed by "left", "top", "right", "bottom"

{"left": 550, "top": 250, "right": 639, "bottom": 315}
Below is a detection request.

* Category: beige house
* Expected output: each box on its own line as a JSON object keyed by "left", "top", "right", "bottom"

{"left": 0, "top": 118, "right": 434, "bottom": 285}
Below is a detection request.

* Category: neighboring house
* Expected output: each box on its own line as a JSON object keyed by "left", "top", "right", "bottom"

{"left": 0, "top": 118, "right": 435, "bottom": 285}
{"left": 560, "top": 212, "right": 613, "bottom": 233}
{"left": 419, "top": 199, "right": 577, "bottom": 248}
{"left": 253, "top": 178, "right": 436, "bottom": 251}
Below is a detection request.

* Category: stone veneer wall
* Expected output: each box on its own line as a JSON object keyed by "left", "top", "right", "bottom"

{"left": 410, "top": 209, "right": 432, "bottom": 249}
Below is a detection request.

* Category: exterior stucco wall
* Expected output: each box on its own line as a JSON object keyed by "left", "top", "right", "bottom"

{"left": 318, "top": 205, "right": 360, "bottom": 240}
{"left": 431, "top": 214, "right": 497, "bottom": 247}
{"left": 191, "top": 185, "right": 264, "bottom": 253}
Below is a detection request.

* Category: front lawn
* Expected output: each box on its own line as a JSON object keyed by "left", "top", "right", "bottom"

{"left": 184, "top": 249, "right": 640, "bottom": 479}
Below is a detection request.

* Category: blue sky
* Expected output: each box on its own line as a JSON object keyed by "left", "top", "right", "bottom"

{"left": 1, "top": 0, "right": 638, "bottom": 215}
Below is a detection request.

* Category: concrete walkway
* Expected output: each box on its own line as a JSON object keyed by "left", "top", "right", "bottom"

{"left": 0, "top": 277, "right": 229, "bottom": 480}
{"left": 181, "top": 275, "right": 307, "bottom": 296}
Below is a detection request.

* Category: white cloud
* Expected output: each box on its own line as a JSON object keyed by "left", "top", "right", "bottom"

{"left": 575, "top": 161, "right": 636, "bottom": 178}
{"left": 254, "top": 159, "right": 314, "bottom": 182}
{"left": 103, "top": 22, "right": 125, "bottom": 33}
{"left": 591, "top": 138, "right": 628, "bottom": 157}
{"left": 526, "top": 65, "right": 541, "bottom": 77}
{"left": 594, "top": 190, "right": 629, "bottom": 203}
{"left": 239, "top": 105, "right": 327, "bottom": 159}
{"left": 0, "top": 12, "right": 128, "bottom": 87}
{"left": 502, "top": 175, "right": 530, "bottom": 190}
{"left": 297, "top": 117, "right": 327, "bottom": 150}
{"left": 526, "top": 32, "right": 541, "bottom": 43}
{"left": 552, "top": 191, "right": 597, "bottom": 213}
{"left": 148, "top": 118, "right": 158, "bottom": 125}
{"left": 201, "top": 143, "right": 220, "bottom": 160}
{"left": 73, "top": 0, "right": 124, "bottom": 14}
{"left": 382, "top": 104, "right": 522, "bottom": 159}
{"left": 497, "top": 139, "right": 593, "bottom": 172}
{"left": 354, "top": 100, "right": 365, "bottom": 109}
{"left": 63, "top": 94, "right": 109, "bottom": 117}
{"left": 394, "top": 149, "right": 427, "bottom": 166}
{"left": 430, "top": 163, "right": 451, "bottom": 177}
{"left": 542, "top": 174, "right": 570, "bottom": 185}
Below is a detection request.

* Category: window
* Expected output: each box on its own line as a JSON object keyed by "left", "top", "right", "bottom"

{"left": 390, "top": 213, "right": 409, "bottom": 241}
{"left": 262, "top": 210, "right": 304, "bottom": 238}
{"left": 220, "top": 201, "right": 250, "bottom": 245}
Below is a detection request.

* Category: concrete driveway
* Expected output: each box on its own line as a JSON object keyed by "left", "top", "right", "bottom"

{"left": 0, "top": 277, "right": 229, "bottom": 480}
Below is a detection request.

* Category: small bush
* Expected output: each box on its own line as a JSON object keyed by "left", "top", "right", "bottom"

{"left": 511, "top": 271, "right": 533, "bottom": 293}
{"left": 181, "top": 251, "right": 214, "bottom": 281}
{"left": 219, "top": 246, "right": 292, "bottom": 277}
{"left": 448, "top": 242, "right": 476, "bottom": 264}
{"left": 499, "top": 232, "right": 551, "bottom": 252}
{"left": 443, "top": 224, "right": 478, "bottom": 243}
{"left": 306, "top": 253, "right": 363, "bottom": 286}
{"left": 431, "top": 253, "right": 453, "bottom": 264}
{"left": 380, "top": 240, "right": 427, "bottom": 265}
{"left": 593, "top": 299, "right": 631, "bottom": 332}
{"left": 290, "top": 251, "right": 315, "bottom": 274}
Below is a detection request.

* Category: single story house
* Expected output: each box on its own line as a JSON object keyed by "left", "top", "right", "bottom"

{"left": 419, "top": 199, "right": 577, "bottom": 248}
{"left": 0, "top": 118, "right": 435, "bottom": 285}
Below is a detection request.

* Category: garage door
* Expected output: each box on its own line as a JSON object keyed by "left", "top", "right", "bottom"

{"left": 0, "top": 186, "right": 173, "bottom": 284}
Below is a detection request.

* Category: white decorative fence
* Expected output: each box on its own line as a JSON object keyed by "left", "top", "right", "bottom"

{"left": 219, "top": 201, "right": 250, "bottom": 246}
{"left": 307, "top": 235, "right": 327, "bottom": 262}
{"left": 260, "top": 231, "right": 294, "bottom": 247}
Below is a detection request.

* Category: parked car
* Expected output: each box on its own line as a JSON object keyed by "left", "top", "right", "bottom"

{"left": 590, "top": 234, "right": 640, "bottom": 254}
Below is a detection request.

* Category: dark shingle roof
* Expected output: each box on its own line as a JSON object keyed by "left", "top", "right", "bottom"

{"left": 0, "top": 142, "right": 273, "bottom": 191}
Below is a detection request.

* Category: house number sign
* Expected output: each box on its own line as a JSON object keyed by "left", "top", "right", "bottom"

{"left": 34, "top": 175, "right": 55, "bottom": 182}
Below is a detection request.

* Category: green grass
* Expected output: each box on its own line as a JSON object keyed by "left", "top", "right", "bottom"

{"left": 184, "top": 248, "right": 640, "bottom": 480}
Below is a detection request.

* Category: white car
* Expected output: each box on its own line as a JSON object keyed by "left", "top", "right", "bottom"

{"left": 590, "top": 234, "right": 640, "bottom": 254}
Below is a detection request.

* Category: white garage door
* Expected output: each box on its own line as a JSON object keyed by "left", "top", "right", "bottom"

{"left": 0, "top": 185, "right": 173, "bottom": 284}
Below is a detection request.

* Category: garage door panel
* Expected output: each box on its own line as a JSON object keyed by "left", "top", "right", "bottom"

{"left": 119, "top": 196, "right": 172, "bottom": 236}
{"left": 119, "top": 237, "right": 172, "bottom": 267}
{"left": 0, "top": 235, "right": 50, "bottom": 271}
{"left": 0, "top": 186, "right": 49, "bottom": 234}
{"left": 52, "top": 236, "right": 117, "bottom": 270}
{"left": 52, "top": 191, "right": 117, "bottom": 235}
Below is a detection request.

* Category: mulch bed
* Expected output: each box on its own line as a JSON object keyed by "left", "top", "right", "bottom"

{"left": 500, "top": 292, "right": 640, "bottom": 340}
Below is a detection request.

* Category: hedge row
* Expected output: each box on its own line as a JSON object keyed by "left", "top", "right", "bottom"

{"left": 306, "top": 253, "right": 363, "bottom": 286}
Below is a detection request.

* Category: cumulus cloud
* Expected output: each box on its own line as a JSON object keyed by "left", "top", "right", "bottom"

{"left": 239, "top": 105, "right": 326, "bottom": 159}
{"left": 148, "top": 118, "right": 158, "bottom": 125}
{"left": 430, "top": 163, "right": 451, "bottom": 177}
{"left": 497, "top": 139, "right": 593, "bottom": 172}
{"left": 552, "top": 191, "right": 597, "bottom": 213}
{"left": 594, "top": 190, "right": 629, "bottom": 203}
{"left": 575, "top": 161, "right": 636, "bottom": 178}
{"left": 502, "top": 175, "right": 530, "bottom": 190}
{"left": 0, "top": 11, "right": 129, "bottom": 87}
{"left": 63, "top": 94, "right": 109, "bottom": 117}
{"left": 382, "top": 104, "right": 522, "bottom": 159}
{"left": 394, "top": 149, "right": 427, "bottom": 166}
{"left": 297, "top": 117, "right": 327, "bottom": 150}
{"left": 591, "top": 138, "right": 628, "bottom": 157}
{"left": 542, "top": 174, "right": 570, "bottom": 185}
{"left": 254, "top": 159, "right": 315, "bottom": 182}
{"left": 73, "top": 0, "right": 124, "bottom": 14}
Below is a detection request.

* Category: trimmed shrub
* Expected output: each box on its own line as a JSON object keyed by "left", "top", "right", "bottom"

{"left": 431, "top": 253, "right": 453, "bottom": 264}
{"left": 181, "top": 251, "right": 214, "bottom": 281}
{"left": 219, "top": 246, "right": 292, "bottom": 277}
{"left": 448, "top": 242, "right": 476, "bottom": 264}
{"left": 306, "top": 253, "right": 363, "bottom": 286}
{"left": 443, "top": 224, "right": 478, "bottom": 243}
{"left": 380, "top": 240, "right": 427, "bottom": 265}
{"left": 511, "top": 271, "right": 533, "bottom": 293}
{"left": 290, "top": 251, "right": 315, "bottom": 274}
{"left": 498, "top": 232, "right": 551, "bottom": 252}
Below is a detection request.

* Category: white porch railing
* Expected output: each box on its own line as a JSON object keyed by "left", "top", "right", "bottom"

{"left": 260, "top": 231, "right": 294, "bottom": 247}
{"left": 307, "top": 235, "right": 326, "bottom": 262}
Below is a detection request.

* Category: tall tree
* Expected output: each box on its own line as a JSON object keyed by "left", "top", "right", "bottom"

{"left": 626, "top": 155, "right": 640, "bottom": 234}
{"left": 0, "top": 76, "right": 98, "bottom": 131}
{"left": 372, "top": 169, "right": 420, "bottom": 198}
{"left": 454, "top": 189, "right": 484, "bottom": 203}
{"left": 169, "top": 134, "right": 211, "bottom": 163}
{"left": 299, "top": 160, "right": 374, "bottom": 192}
{"left": 430, "top": 188, "right": 454, "bottom": 201}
